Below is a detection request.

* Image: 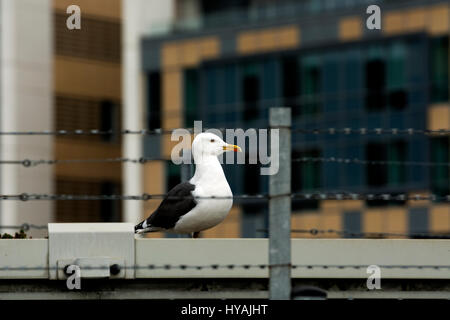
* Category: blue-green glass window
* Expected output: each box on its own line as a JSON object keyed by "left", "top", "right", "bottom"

{"left": 343, "top": 211, "right": 361, "bottom": 238}
{"left": 365, "top": 45, "right": 386, "bottom": 111}
{"left": 291, "top": 149, "right": 321, "bottom": 210}
{"left": 387, "top": 41, "right": 408, "bottom": 110}
{"left": 365, "top": 140, "right": 407, "bottom": 187}
{"left": 281, "top": 55, "right": 300, "bottom": 116}
{"left": 431, "top": 137, "right": 449, "bottom": 197}
{"left": 323, "top": 52, "right": 339, "bottom": 113}
{"left": 387, "top": 140, "right": 407, "bottom": 186}
{"left": 224, "top": 64, "right": 237, "bottom": 124}
{"left": 241, "top": 62, "right": 260, "bottom": 122}
{"left": 300, "top": 54, "right": 321, "bottom": 116}
{"left": 166, "top": 162, "right": 180, "bottom": 192}
{"left": 431, "top": 36, "right": 449, "bottom": 103}
{"left": 344, "top": 49, "right": 363, "bottom": 111}
{"left": 147, "top": 72, "right": 161, "bottom": 130}
{"left": 262, "top": 58, "right": 277, "bottom": 107}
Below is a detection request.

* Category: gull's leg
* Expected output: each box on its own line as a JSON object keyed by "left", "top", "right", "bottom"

{"left": 192, "top": 232, "right": 200, "bottom": 239}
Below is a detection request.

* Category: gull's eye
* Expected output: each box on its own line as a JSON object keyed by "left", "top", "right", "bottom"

{"left": 210, "top": 139, "right": 215, "bottom": 143}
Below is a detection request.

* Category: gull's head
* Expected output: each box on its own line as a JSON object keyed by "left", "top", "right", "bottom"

{"left": 192, "top": 132, "right": 241, "bottom": 159}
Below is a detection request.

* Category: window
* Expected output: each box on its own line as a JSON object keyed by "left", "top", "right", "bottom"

{"left": 166, "top": 162, "right": 181, "bottom": 192}
{"left": 100, "top": 100, "right": 117, "bottom": 142}
{"left": 343, "top": 211, "right": 361, "bottom": 238}
{"left": 366, "top": 142, "right": 387, "bottom": 186}
{"left": 54, "top": 13, "right": 120, "bottom": 63}
{"left": 366, "top": 140, "right": 407, "bottom": 187}
{"left": 300, "top": 55, "right": 321, "bottom": 116}
{"left": 292, "top": 149, "right": 321, "bottom": 210}
{"left": 242, "top": 64, "right": 260, "bottom": 122}
{"left": 387, "top": 42, "right": 408, "bottom": 110}
{"left": 55, "top": 95, "right": 120, "bottom": 143}
{"left": 147, "top": 72, "right": 161, "bottom": 130}
{"left": 184, "top": 69, "right": 198, "bottom": 127}
{"left": 242, "top": 153, "right": 264, "bottom": 214}
{"left": 365, "top": 59, "right": 386, "bottom": 111}
{"left": 431, "top": 36, "right": 449, "bottom": 103}
{"left": 409, "top": 207, "right": 429, "bottom": 238}
{"left": 282, "top": 55, "right": 300, "bottom": 117}
{"left": 431, "top": 137, "right": 450, "bottom": 197}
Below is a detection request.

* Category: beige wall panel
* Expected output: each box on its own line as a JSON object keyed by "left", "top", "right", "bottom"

{"left": 260, "top": 30, "right": 277, "bottom": 51}
{"left": 292, "top": 212, "right": 320, "bottom": 238}
{"left": 321, "top": 200, "right": 341, "bottom": 210}
{"left": 54, "top": 57, "right": 121, "bottom": 99}
{"left": 162, "top": 37, "right": 220, "bottom": 69}
{"left": 199, "top": 37, "right": 221, "bottom": 59}
{"left": 384, "top": 207, "right": 407, "bottom": 236}
{"left": 406, "top": 8, "right": 426, "bottom": 31}
{"left": 341, "top": 200, "right": 364, "bottom": 210}
{"left": 237, "top": 31, "right": 257, "bottom": 54}
{"left": 339, "top": 17, "right": 362, "bottom": 41}
{"left": 364, "top": 209, "right": 384, "bottom": 233}
{"left": 428, "top": 4, "right": 450, "bottom": 35}
{"left": 321, "top": 210, "right": 341, "bottom": 238}
{"left": 428, "top": 104, "right": 450, "bottom": 131}
{"left": 53, "top": 0, "right": 121, "bottom": 20}
{"left": 237, "top": 26, "right": 299, "bottom": 54}
{"left": 162, "top": 69, "right": 182, "bottom": 129}
{"left": 384, "top": 11, "right": 405, "bottom": 35}
{"left": 430, "top": 205, "right": 450, "bottom": 233}
{"left": 182, "top": 41, "right": 200, "bottom": 67}
{"left": 162, "top": 43, "right": 181, "bottom": 69}
{"left": 278, "top": 27, "right": 300, "bottom": 48}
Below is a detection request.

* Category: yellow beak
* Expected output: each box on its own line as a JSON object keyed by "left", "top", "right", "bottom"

{"left": 223, "top": 144, "right": 242, "bottom": 152}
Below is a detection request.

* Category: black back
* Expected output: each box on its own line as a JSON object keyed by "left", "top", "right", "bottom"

{"left": 146, "top": 181, "right": 197, "bottom": 229}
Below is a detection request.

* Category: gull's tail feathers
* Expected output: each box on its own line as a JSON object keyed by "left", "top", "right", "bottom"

{"left": 134, "top": 220, "right": 163, "bottom": 234}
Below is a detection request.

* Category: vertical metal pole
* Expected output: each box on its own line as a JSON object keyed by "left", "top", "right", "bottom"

{"left": 269, "top": 107, "right": 291, "bottom": 300}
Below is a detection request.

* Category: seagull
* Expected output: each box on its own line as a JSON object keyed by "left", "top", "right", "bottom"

{"left": 135, "top": 132, "right": 242, "bottom": 238}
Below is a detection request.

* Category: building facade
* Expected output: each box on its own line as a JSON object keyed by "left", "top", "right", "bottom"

{"left": 137, "top": 0, "right": 450, "bottom": 238}
{"left": 53, "top": 0, "right": 122, "bottom": 223}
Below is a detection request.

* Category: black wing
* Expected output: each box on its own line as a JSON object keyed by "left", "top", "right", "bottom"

{"left": 144, "top": 181, "right": 197, "bottom": 230}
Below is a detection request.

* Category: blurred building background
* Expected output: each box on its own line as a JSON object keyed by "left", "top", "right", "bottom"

{"left": 0, "top": 0, "right": 449, "bottom": 239}
{"left": 132, "top": 0, "right": 450, "bottom": 238}
{"left": 0, "top": 0, "right": 122, "bottom": 236}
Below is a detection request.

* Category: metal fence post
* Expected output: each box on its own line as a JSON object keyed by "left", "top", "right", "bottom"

{"left": 269, "top": 107, "right": 291, "bottom": 300}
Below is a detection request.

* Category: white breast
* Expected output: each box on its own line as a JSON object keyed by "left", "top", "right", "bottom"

{"left": 173, "top": 173, "right": 233, "bottom": 234}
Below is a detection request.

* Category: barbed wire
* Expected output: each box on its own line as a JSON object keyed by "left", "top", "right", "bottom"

{"left": 292, "top": 157, "right": 450, "bottom": 167}
{"left": 257, "top": 228, "right": 450, "bottom": 239}
{"left": 1, "top": 263, "right": 449, "bottom": 272}
{"left": 2, "top": 127, "right": 450, "bottom": 136}
{"left": 4, "top": 224, "right": 449, "bottom": 240}
{"left": 5, "top": 155, "right": 450, "bottom": 167}
{"left": 1, "top": 192, "right": 450, "bottom": 202}
{"left": 291, "top": 128, "right": 450, "bottom": 135}
{"left": 0, "top": 157, "right": 171, "bottom": 167}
